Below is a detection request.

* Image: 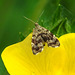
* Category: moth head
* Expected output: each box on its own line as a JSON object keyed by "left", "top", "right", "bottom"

{"left": 35, "top": 23, "right": 39, "bottom": 27}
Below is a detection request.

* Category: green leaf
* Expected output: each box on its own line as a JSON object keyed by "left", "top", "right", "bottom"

{"left": 0, "top": 57, "right": 9, "bottom": 75}
{"left": 39, "top": 3, "right": 73, "bottom": 37}
{"left": 71, "top": 19, "right": 75, "bottom": 32}
{"left": 65, "top": 18, "right": 71, "bottom": 33}
{"left": 19, "top": 32, "right": 25, "bottom": 41}
{"left": 56, "top": 18, "right": 67, "bottom": 37}
{"left": 52, "top": 4, "right": 62, "bottom": 24}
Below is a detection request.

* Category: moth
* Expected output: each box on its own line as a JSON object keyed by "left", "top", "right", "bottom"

{"left": 24, "top": 16, "right": 60, "bottom": 55}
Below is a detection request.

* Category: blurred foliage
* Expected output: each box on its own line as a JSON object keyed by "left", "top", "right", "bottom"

{"left": 38, "top": 4, "right": 72, "bottom": 37}
{"left": 0, "top": 0, "right": 75, "bottom": 75}
{"left": 60, "top": 0, "right": 75, "bottom": 16}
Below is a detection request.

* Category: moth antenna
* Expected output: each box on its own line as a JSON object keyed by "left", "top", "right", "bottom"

{"left": 23, "top": 16, "right": 36, "bottom": 24}
{"left": 37, "top": 10, "right": 44, "bottom": 22}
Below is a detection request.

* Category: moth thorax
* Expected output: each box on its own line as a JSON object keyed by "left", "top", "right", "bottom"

{"left": 35, "top": 23, "right": 39, "bottom": 26}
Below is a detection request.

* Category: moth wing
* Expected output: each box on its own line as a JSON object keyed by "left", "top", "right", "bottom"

{"left": 31, "top": 29, "right": 44, "bottom": 55}
{"left": 47, "top": 32, "right": 60, "bottom": 48}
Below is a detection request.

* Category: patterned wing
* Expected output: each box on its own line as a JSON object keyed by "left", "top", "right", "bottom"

{"left": 35, "top": 24, "right": 60, "bottom": 48}
{"left": 46, "top": 32, "right": 60, "bottom": 47}
{"left": 38, "top": 30, "right": 60, "bottom": 48}
{"left": 31, "top": 28, "right": 44, "bottom": 55}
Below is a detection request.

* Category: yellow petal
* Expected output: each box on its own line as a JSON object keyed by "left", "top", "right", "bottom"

{"left": 59, "top": 33, "right": 75, "bottom": 74}
{"left": 1, "top": 33, "right": 75, "bottom": 75}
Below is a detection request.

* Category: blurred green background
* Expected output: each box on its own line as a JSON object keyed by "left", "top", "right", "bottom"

{"left": 0, "top": 0, "right": 75, "bottom": 74}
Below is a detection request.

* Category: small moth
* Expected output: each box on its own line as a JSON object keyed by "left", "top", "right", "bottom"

{"left": 24, "top": 16, "right": 60, "bottom": 55}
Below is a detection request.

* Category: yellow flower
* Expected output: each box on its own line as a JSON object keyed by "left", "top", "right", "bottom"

{"left": 1, "top": 33, "right": 75, "bottom": 75}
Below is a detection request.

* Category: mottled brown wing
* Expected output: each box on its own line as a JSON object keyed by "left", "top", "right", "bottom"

{"left": 31, "top": 28, "right": 44, "bottom": 55}
{"left": 46, "top": 32, "right": 60, "bottom": 47}
{"left": 39, "top": 31, "right": 60, "bottom": 48}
